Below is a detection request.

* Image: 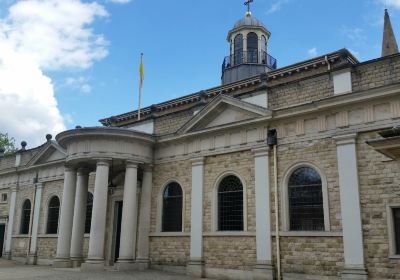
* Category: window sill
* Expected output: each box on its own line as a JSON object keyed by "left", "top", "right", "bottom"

{"left": 149, "top": 232, "right": 190, "bottom": 237}
{"left": 274, "top": 231, "right": 342, "bottom": 237}
{"left": 389, "top": 255, "right": 400, "bottom": 259}
{"left": 12, "top": 234, "right": 29, "bottom": 238}
{"left": 37, "top": 234, "right": 58, "bottom": 238}
{"left": 203, "top": 231, "right": 255, "bottom": 237}
{"left": 0, "top": 201, "right": 8, "bottom": 204}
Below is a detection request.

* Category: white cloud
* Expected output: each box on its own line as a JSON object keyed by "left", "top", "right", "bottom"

{"left": 340, "top": 26, "right": 367, "bottom": 46}
{"left": 65, "top": 76, "right": 92, "bottom": 94}
{"left": 0, "top": 0, "right": 109, "bottom": 147}
{"left": 307, "top": 47, "right": 318, "bottom": 58}
{"left": 381, "top": 0, "right": 400, "bottom": 9}
{"left": 266, "top": 0, "right": 289, "bottom": 15}
{"left": 108, "top": 0, "right": 131, "bottom": 3}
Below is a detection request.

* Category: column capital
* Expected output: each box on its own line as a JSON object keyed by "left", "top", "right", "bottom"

{"left": 35, "top": 183, "right": 44, "bottom": 190}
{"left": 191, "top": 157, "right": 204, "bottom": 166}
{"left": 64, "top": 166, "right": 76, "bottom": 173}
{"left": 333, "top": 133, "right": 357, "bottom": 146}
{"left": 94, "top": 159, "right": 111, "bottom": 167}
{"left": 252, "top": 147, "right": 270, "bottom": 157}
{"left": 10, "top": 185, "right": 18, "bottom": 192}
{"left": 142, "top": 164, "right": 154, "bottom": 172}
{"left": 126, "top": 160, "right": 141, "bottom": 169}
{"left": 77, "top": 168, "right": 90, "bottom": 176}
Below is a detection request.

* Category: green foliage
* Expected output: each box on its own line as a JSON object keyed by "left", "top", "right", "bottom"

{"left": 0, "top": 133, "right": 18, "bottom": 156}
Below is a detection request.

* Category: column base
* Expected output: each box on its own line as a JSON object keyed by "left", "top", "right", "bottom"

{"left": 135, "top": 258, "right": 150, "bottom": 270}
{"left": 80, "top": 258, "right": 105, "bottom": 271}
{"left": 26, "top": 254, "right": 38, "bottom": 265}
{"left": 53, "top": 258, "right": 72, "bottom": 268}
{"left": 341, "top": 266, "right": 368, "bottom": 280}
{"left": 186, "top": 259, "right": 205, "bottom": 278}
{"left": 115, "top": 259, "right": 137, "bottom": 271}
{"left": 253, "top": 261, "right": 274, "bottom": 280}
{"left": 2, "top": 252, "right": 12, "bottom": 260}
{"left": 70, "top": 257, "right": 84, "bottom": 268}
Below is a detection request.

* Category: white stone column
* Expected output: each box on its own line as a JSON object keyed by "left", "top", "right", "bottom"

{"left": 54, "top": 167, "right": 77, "bottom": 268}
{"left": 3, "top": 186, "right": 17, "bottom": 259}
{"left": 136, "top": 165, "right": 153, "bottom": 270}
{"left": 82, "top": 160, "right": 110, "bottom": 271}
{"left": 187, "top": 157, "right": 204, "bottom": 277}
{"left": 116, "top": 161, "right": 139, "bottom": 270}
{"left": 335, "top": 134, "right": 368, "bottom": 280}
{"left": 27, "top": 183, "right": 43, "bottom": 265}
{"left": 253, "top": 148, "right": 274, "bottom": 280}
{"left": 70, "top": 168, "right": 89, "bottom": 267}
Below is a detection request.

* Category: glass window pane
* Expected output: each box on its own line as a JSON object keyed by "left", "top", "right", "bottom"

{"left": 162, "top": 182, "right": 183, "bottom": 232}
{"left": 46, "top": 197, "right": 60, "bottom": 234}
{"left": 288, "top": 167, "right": 325, "bottom": 231}
{"left": 394, "top": 208, "right": 400, "bottom": 255}
{"left": 85, "top": 193, "right": 93, "bottom": 234}
{"left": 20, "top": 200, "right": 31, "bottom": 234}
{"left": 218, "top": 175, "right": 244, "bottom": 231}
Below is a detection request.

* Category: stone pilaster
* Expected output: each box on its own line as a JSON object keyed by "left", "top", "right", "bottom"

{"left": 82, "top": 160, "right": 110, "bottom": 271}
{"left": 70, "top": 168, "right": 90, "bottom": 267}
{"left": 116, "top": 161, "right": 139, "bottom": 271}
{"left": 334, "top": 134, "right": 368, "bottom": 280}
{"left": 27, "top": 183, "right": 43, "bottom": 265}
{"left": 3, "top": 186, "right": 17, "bottom": 260}
{"left": 252, "top": 148, "right": 274, "bottom": 280}
{"left": 187, "top": 157, "right": 205, "bottom": 278}
{"left": 54, "top": 167, "right": 77, "bottom": 268}
{"left": 136, "top": 165, "right": 153, "bottom": 270}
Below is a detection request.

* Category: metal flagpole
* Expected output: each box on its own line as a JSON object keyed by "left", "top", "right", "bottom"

{"left": 138, "top": 53, "right": 143, "bottom": 121}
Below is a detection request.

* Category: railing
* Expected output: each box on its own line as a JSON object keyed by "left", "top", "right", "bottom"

{"left": 222, "top": 51, "right": 277, "bottom": 73}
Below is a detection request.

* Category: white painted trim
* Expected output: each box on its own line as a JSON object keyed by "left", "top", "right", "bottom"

{"left": 156, "top": 179, "right": 185, "bottom": 233}
{"left": 281, "top": 162, "right": 330, "bottom": 232}
{"left": 211, "top": 171, "right": 248, "bottom": 232}
{"left": 274, "top": 231, "right": 342, "bottom": 237}
{"left": 149, "top": 232, "right": 190, "bottom": 237}
{"left": 386, "top": 203, "right": 400, "bottom": 258}
{"left": 203, "top": 231, "right": 255, "bottom": 237}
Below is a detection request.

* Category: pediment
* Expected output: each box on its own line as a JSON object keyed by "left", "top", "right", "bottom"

{"left": 178, "top": 94, "right": 270, "bottom": 134}
{"left": 27, "top": 141, "right": 66, "bottom": 167}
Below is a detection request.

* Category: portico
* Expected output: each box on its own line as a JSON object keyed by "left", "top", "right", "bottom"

{"left": 53, "top": 127, "right": 154, "bottom": 270}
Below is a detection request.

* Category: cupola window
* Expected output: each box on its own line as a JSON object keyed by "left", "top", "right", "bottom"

{"left": 247, "top": 32, "right": 258, "bottom": 63}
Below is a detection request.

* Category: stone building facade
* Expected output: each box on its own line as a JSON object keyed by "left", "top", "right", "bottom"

{"left": 0, "top": 8, "right": 400, "bottom": 280}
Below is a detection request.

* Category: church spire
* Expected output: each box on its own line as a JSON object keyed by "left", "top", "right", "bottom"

{"left": 382, "top": 9, "right": 399, "bottom": 57}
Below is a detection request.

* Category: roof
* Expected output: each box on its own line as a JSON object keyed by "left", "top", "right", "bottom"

{"left": 234, "top": 14, "right": 266, "bottom": 29}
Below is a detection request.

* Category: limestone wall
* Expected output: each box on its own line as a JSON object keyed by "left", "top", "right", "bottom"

{"left": 149, "top": 236, "right": 189, "bottom": 266}
{"left": 357, "top": 131, "right": 400, "bottom": 279}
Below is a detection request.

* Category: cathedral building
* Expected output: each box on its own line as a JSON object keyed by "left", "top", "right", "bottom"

{"left": 0, "top": 7, "right": 400, "bottom": 280}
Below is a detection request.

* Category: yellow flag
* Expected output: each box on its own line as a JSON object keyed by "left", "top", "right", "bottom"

{"left": 139, "top": 53, "right": 144, "bottom": 89}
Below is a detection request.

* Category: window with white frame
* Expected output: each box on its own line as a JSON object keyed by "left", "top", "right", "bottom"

{"left": 162, "top": 182, "right": 183, "bottom": 232}
{"left": 287, "top": 166, "right": 325, "bottom": 231}
{"left": 394, "top": 208, "right": 400, "bottom": 255}
{"left": 1, "top": 193, "right": 7, "bottom": 203}
{"left": 46, "top": 196, "right": 60, "bottom": 234}
{"left": 218, "top": 175, "right": 244, "bottom": 231}
{"left": 388, "top": 205, "right": 400, "bottom": 256}
{"left": 20, "top": 199, "right": 31, "bottom": 234}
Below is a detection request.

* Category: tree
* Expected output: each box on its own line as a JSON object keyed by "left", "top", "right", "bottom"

{"left": 0, "top": 133, "right": 18, "bottom": 156}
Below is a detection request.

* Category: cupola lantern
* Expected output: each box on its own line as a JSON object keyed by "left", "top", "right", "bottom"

{"left": 221, "top": 3, "right": 277, "bottom": 85}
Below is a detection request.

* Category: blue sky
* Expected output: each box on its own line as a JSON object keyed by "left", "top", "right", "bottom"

{"left": 0, "top": 0, "right": 399, "bottom": 146}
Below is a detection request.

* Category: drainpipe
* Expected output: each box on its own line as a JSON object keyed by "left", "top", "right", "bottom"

{"left": 325, "top": 55, "right": 331, "bottom": 71}
{"left": 267, "top": 129, "right": 281, "bottom": 280}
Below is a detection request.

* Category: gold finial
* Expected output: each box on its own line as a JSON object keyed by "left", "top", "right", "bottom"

{"left": 244, "top": 0, "right": 253, "bottom": 16}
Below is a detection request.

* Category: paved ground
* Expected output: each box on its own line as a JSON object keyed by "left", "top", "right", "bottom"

{"left": 0, "top": 259, "right": 203, "bottom": 280}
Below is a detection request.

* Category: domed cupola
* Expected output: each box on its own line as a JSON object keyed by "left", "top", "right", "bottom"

{"left": 222, "top": 4, "right": 277, "bottom": 85}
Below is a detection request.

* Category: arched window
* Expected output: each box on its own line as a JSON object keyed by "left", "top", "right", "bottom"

{"left": 162, "top": 182, "right": 183, "bottom": 232}
{"left": 288, "top": 167, "right": 324, "bottom": 231}
{"left": 218, "top": 175, "right": 244, "bottom": 231}
{"left": 20, "top": 199, "right": 31, "bottom": 234}
{"left": 247, "top": 32, "right": 258, "bottom": 63}
{"left": 85, "top": 192, "right": 93, "bottom": 234}
{"left": 234, "top": 34, "right": 243, "bottom": 65}
{"left": 46, "top": 196, "right": 60, "bottom": 234}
